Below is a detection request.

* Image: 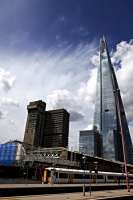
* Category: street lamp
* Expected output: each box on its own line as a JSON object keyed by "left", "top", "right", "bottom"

{"left": 82, "top": 155, "right": 86, "bottom": 196}
{"left": 50, "top": 168, "right": 55, "bottom": 185}
{"left": 89, "top": 168, "right": 92, "bottom": 197}
{"left": 94, "top": 161, "right": 98, "bottom": 184}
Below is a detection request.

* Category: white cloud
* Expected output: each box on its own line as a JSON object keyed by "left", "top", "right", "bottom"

{"left": 46, "top": 67, "right": 97, "bottom": 149}
{"left": 112, "top": 40, "right": 133, "bottom": 140}
{"left": 1, "top": 97, "right": 19, "bottom": 107}
{"left": 0, "top": 39, "right": 133, "bottom": 149}
{"left": 0, "top": 41, "right": 97, "bottom": 146}
{"left": 0, "top": 67, "right": 15, "bottom": 91}
{"left": 113, "top": 42, "right": 133, "bottom": 117}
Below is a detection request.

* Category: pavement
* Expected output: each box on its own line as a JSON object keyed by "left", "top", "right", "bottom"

{"left": 0, "top": 183, "right": 131, "bottom": 188}
{"left": 0, "top": 189, "right": 133, "bottom": 200}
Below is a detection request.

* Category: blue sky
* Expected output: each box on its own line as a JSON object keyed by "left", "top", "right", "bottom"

{"left": 0, "top": 0, "right": 133, "bottom": 52}
{"left": 0, "top": 0, "right": 133, "bottom": 149}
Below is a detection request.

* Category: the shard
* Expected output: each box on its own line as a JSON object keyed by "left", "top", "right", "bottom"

{"left": 94, "top": 37, "right": 133, "bottom": 164}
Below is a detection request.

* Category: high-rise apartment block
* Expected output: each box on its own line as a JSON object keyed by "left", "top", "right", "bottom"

{"left": 24, "top": 100, "right": 69, "bottom": 148}
{"left": 24, "top": 101, "right": 46, "bottom": 147}
{"left": 94, "top": 37, "right": 133, "bottom": 164}
{"left": 79, "top": 130, "right": 102, "bottom": 157}
{"left": 43, "top": 109, "right": 69, "bottom": 148}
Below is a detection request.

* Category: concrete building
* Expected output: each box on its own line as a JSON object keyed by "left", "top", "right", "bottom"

{"left": 43, "top": 109, "right": 69, "bottom": 148}
{"left": 23, "top": 100, "right": 69, "bottom": 148}
{"left": 24, "top": 100, "right": 46, "bottom": 147}
{"left": 79, "top": 129, "right": 102, "bottom": 157}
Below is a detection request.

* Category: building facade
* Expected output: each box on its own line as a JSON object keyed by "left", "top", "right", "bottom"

{"left": 24, "top": 100, "right": 46, "bottom": 147}
{"left": 93, "top": 37, "right": 133, "bottom": 164}
{"left": 23, "top": 100, "right": 69, "bottom": 148}
{"left": 43, "top": 109, "right": 69, "bottom": 148}
{"left": 79, "top": 130, "right": 102, "bottom": 157}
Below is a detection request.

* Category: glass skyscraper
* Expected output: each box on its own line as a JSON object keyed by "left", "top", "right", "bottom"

{"left": 79, "top": 130, "right": 102, "bottom": 157}
{"left": 94, "top": 37, "right": 133, "bottom": 164}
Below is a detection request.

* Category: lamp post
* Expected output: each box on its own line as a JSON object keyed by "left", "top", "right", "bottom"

{"left": 94, "top": 161, "right": 98, "bottom": 184}
{"left": 89, "top": 169, "right": 92, "bottom": 196}
{"left": 82, "top": 155, "right": 86, "bottom": 196}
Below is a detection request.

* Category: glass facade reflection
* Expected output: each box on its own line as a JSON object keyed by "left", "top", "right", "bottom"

{"left": 94, "top": 37, "right": 133, "bottom": 164}
{"left": 79, "top": 130, "right": 102, "bottom": 157}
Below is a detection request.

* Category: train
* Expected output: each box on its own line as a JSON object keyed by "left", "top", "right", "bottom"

{"left": 42, "top": 167, "right": 133, "bottom": 184}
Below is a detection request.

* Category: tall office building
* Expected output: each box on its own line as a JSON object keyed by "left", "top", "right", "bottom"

{"left": 43, "top": 109, "right": 69, "bottom": 148}
{"left": 24, "top": 100, "right": 46, "bottom": 147}
{"left": 23, "top": 100, "right": 69, "bottom": 148}
{"left": 94, "top": 37, "right": 133, "bottom": 164}
{"left": 79, "top": 130, "right": 102, "bottom": 157}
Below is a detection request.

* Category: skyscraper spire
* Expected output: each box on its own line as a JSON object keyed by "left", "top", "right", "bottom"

{"left": 94, "top": 37, "right": 133, "bottom": 164}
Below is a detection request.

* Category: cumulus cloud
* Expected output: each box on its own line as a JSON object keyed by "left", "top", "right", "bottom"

{"left": 0, "top": 67, "right": 15, "bottom": 91}
{"left": 0, "top": 41, "right": 97, "bottom": 145}
{"left": 46, "top": 66, "right": 97, "bottom": 149}
{"left": 112, "top": 40, "right": 133, "bottom": 125}
{"left": 0, "top": 39, "right": 133, "bottom": 148}
{"left": 46, "top": 89, "right": 85, "bottom": 122}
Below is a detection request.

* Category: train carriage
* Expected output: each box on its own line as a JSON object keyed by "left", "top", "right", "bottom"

{"left": 42, "top": 167, "right": 133, "bottom": 184}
